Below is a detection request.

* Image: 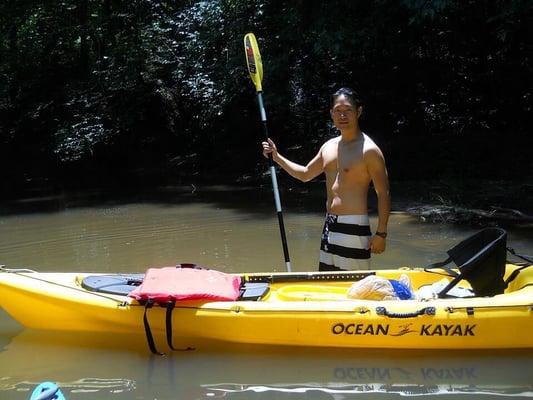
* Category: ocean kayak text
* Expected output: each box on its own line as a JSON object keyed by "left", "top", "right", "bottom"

{"left": 331, "top": 323, "right": 477, "bottom": 336}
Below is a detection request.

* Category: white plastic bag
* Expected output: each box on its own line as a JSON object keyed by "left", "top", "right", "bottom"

{"left": 347, "top": 274, "right": 413, "bottom": 300}
{"left": 416, "top": 278, "right": 475, "bottom": 300}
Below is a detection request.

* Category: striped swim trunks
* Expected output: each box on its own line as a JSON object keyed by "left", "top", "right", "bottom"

{"left": 319, "top": 213, "right": 372, "bottom": 271}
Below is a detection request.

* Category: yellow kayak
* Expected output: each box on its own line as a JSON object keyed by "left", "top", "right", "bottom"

{"left": 0, "top": 263, "right": 532, "bottom": 351}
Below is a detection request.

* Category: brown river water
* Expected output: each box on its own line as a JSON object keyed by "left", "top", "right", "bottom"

{"left": 1, "top": 187, "right": 532, "bottom": 399}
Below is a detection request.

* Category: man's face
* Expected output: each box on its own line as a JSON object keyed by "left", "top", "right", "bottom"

{"left": 330, "top": 95, "right": 361, "bottom": 131}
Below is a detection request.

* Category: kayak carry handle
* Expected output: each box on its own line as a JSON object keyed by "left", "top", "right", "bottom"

{"left": 376, "top": 306, "right": 436, "bottom": 318}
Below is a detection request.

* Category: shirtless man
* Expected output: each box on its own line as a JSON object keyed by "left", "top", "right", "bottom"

{"left": 262, "top": 88, "right": 390, "bottom": 270}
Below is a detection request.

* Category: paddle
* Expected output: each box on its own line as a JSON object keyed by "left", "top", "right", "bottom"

{"left": 244, "top": 33, "right": 292, "bottom": 272}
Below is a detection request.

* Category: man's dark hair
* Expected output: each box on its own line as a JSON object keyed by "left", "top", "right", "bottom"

{"left": 331, "top": 87, "right": 363, "bottom": 108}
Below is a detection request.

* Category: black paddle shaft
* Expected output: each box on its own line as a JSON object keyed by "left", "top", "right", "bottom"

{"left": 256, "top": 91, "right": 291, "bottom": 271}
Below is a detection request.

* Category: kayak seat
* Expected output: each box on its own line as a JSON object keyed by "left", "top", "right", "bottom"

{"left": 425, "top": 228, "right": 507, "bottom": 298}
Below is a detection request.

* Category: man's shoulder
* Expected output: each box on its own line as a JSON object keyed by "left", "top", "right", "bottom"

{"left": 362, "top": 133, "right": 385, "bottom": 159}
{"left": 321, "top": 136, "right": 340, "bottom": 149}
{"left": 362, "top": 133, "right": 381, "bottom": 150}
{"left": 324, "top": 136, "right": 340, "bottom": 144}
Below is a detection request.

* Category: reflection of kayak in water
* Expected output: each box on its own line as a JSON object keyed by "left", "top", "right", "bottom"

{"left": 1, "top": 330, "right": 532, "bottom": 398}
{"left": 203, "top": 383, "right": 533, "bottom": 398}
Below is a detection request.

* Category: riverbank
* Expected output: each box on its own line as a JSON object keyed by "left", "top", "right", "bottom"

{"left": 393, "top": 180, "right": 533, "bottom": 227}
{"left": 1, "top": 179, "right": 532, "bottom": 227}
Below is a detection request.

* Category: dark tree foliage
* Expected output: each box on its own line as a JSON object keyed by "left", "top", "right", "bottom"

{"left": 0, "top": 0, "right": 531, "bottom": 196}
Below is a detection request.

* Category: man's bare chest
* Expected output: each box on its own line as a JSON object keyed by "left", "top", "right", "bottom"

{"left": 323, "top": 141, "right": 366, "bottom": 174}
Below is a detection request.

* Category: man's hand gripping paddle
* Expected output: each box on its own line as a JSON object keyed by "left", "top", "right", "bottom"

{"left": 244, "top": 33, "right": 291, "bottom": 271}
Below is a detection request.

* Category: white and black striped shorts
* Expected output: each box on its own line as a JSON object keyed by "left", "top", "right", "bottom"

{"left": 319, "top": 213, "right": 371, "bottom": 271}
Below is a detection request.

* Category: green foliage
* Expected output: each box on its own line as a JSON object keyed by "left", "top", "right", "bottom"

{"left": 0, "top": 0, "right": 531, "bottom": 193}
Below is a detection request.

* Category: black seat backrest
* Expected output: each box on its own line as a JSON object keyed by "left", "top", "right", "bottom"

{"left": 438, "top": 228, "right": 507, "bottom": 297}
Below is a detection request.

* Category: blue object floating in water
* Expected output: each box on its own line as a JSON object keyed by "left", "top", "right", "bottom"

{"left": 30, "top": 382, "right": 66, "bottom": 400}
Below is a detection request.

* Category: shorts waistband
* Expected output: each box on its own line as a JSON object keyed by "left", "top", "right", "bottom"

{"left": 325, "top": 213, "right": 369, "bottom": 225}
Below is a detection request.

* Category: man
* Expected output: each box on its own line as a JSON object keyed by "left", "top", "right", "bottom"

{"left": 262, "top": 87, "right": 390, "bottom": 270}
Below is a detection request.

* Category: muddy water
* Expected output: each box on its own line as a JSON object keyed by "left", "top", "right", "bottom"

{"left": 1, "top": 188, "right": 532, "bottom": 399}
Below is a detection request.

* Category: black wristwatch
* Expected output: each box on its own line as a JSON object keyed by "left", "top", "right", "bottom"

{"left": 375, "top": 231, "right": 387, "bottom": 239}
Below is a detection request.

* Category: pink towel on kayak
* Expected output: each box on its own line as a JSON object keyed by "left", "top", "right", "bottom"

{"left": 128, "top": 267, "right": 241, "bottom": 302}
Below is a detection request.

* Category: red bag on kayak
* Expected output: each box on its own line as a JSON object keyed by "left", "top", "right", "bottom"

{"left": 128, "top": 267, "right": 241, "bottom": 302}
{"left": 128, "top": 266, "right": 242, "bottom": 355}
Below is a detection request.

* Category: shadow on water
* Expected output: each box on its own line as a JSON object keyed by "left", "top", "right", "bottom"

{"left": 0, "top": 182, "right": 352, "bottom": 218}
{"left": 0, "top": 330, "right": 532, "bottom": 399}
{"left": 0, "top": 183, "right": 531, "bottom": 273}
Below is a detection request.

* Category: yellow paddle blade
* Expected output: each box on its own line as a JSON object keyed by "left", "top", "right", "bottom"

{"left": 244, "top": 33, "right": 263, "bottom": 92}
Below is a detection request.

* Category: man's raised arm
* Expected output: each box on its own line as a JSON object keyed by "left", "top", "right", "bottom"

{"left": 262, "top": 138, "right": 324, "bottom": 182}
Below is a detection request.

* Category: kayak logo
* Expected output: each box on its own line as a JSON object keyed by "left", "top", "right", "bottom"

{"left": 420, "top": 324, "right": 476, "bottom": 336}
{"left": 332, "top": 323, "right": 389, "bottom": 336}
{"left": 332, "top": 323, "right": 477, "bottom": 337}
